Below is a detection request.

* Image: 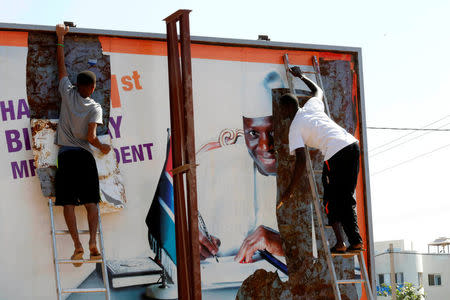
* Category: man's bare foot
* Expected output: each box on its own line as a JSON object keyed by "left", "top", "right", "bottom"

{"left": 89, "top": 244, "right": 101, "bottom": 260}
{"left": 71, "top": 247, "right": 84, "bottom": 267}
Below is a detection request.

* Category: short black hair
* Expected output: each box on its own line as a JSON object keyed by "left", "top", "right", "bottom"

{"left": 77, "top": 70, "right": 96, "bottom": 86}
{"left": 280, "top": 93, "right": 299, "bottom": 112}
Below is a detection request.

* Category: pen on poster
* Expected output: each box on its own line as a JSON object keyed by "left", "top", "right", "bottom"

{"left": 198, "top": 213, "right": 219, "bottom": 263}
{"left": 258, "top": 249, "right": 288, "bottom": 275}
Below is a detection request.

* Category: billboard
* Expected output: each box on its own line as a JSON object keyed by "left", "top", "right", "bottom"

{"left": 0, "top": 25, "right": 373, "bottom": 299}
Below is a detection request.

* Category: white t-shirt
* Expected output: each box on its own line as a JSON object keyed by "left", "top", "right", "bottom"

{"left": 288, "top": 97, "right": 357, "bottom": 161}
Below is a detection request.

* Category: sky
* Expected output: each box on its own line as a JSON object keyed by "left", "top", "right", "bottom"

{"left": 1, "top": 0, "right": 449, "bottom": 252}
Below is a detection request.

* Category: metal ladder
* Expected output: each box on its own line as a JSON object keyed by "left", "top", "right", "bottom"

{"left": 283, "top": 54, "right": 374, "bottom": 300}
{"left": 48, "top": 198, "right": 111, "bottom": 300}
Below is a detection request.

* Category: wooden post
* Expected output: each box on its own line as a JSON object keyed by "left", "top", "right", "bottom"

{"left": 164, "top": 9, "right": 202, "bottom": 300}
{"left": 179, "top": 12, "right": 202, "bottom": 299}
{"left": 165, "top": 19, "right": 191, "bottom": 300}
{"left": 389, "top": 243, "right": 396, "bottom": 300}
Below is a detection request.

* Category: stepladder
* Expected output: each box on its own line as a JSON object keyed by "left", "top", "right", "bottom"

{"left": 48, "top": 198, "right": 110, "bottom": 300}
{"left": 282, "top": 53, "right": 374, "bottom": 300}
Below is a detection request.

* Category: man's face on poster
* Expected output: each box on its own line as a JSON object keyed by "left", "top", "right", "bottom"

{"left": 243, "top": 115, "right": 276, "bottom": 176}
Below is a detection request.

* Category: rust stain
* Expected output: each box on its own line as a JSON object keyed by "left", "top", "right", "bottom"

{"left": 26, "top": 32, "right": 111, "bottom": 135}
{"left": 236, "top": 269, "right": 291, "bottom": 300}
{"left": 31, "top": 118, "right": 58, "bottom": 136}
{"left": 98, "top": 174, "right": 109, "bottom": 181}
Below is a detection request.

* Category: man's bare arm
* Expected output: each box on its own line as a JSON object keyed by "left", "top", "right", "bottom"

{"left": 87, "top": 123, "right": 111, "bottom": 154}
{"left": 56, "top": 24, "right": 69, "bottom": 80}
{"left": 289, "top": 66, "right": 323, "bottom": 100}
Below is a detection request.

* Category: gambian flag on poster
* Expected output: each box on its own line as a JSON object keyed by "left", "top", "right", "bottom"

{"left": 146, "top": 129, "right": 177, "bottom": 278}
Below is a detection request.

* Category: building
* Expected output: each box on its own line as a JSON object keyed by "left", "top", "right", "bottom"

{"left": 375, "top": 238, "right": 450, "bottom": 299}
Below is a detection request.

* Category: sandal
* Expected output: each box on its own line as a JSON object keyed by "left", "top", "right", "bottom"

{"left": 330, "top": 246, "right": 346, "bottom": 254}
{"left": 89, "top": 246, "right": 102, "bottom": 260}
{"left": 346, "top": 245, "right": 366, "bottom": 252}
{"left": 71, "top": 249, "right": 84, "bottom": 267}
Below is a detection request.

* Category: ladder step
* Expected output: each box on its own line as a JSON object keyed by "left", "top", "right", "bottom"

{"left": 287, "top": 67, "right": 317, "bottom": 75}
{"left": 62, "top": 288, "right": 107, "bottom": 294}
{"left": 331, "top": 252, "right": 358, "bottom": 257}
{"left": 337, "top": 279, "right": 365, "bottom": 284}
{"left": 54, "top": 230, "right": 99, "bottom": 235}
{"left": 314, "top": 170, "right": 323, "bottom": 175}
{"left": 57, "top": 258, "right": 103, "bottom": 264}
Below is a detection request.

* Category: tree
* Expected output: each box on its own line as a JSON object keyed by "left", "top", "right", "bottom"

{"left": 377, "top": 282, "right": 425, "bottom": 299}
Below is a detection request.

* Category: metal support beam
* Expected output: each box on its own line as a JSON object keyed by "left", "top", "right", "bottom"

{"left": 179, "top": 12, "right": 202, "bottom": 300}
{"left": 164, "top": 9, "right": 202, "bottom": 300}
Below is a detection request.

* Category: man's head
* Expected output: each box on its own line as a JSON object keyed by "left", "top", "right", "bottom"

{"left": 280, "top": 93, "right": 299, "bottom": 119}
{"left": 242, "top": 71, "right": 283, "bottom": 176}
{"left": 77, "top": 70, "right": 96, "bottom": 98}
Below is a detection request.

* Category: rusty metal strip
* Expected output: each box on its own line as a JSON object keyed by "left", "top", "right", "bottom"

{"left": 166, "top": 19, "right": 191, "bottom": 300}
{"left": 165, "top": 9, "right": 201, "bottom": 300}
{"left": 179, "top": 12, "right": 202, "bottom": 300}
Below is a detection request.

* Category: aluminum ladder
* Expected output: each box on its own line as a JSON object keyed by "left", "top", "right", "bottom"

{"left": 48, "top": 198, "right": 111, "bottom": 300}
{"left": 282, "top": 54, "right": 374, "bottom": 300}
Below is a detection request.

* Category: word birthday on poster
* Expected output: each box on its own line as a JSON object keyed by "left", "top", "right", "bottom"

{"left": 1, "top": 98, "right": 155, "bottom": 179}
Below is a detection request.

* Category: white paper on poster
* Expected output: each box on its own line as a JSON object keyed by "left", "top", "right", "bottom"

{"left": 201, "top": 255, "right": 288, "bottom": 289}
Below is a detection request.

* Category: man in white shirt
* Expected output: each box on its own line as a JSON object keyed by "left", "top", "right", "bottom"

{"left": 281, "top": 66, "right": 363, "bottom": 254}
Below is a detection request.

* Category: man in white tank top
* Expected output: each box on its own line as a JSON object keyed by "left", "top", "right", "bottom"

{"left": 281, "top": 67, "right": 363, "bottom": 254}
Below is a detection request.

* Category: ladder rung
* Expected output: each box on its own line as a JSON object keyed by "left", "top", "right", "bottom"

{"left": 62, "top": 288, "right": 106, "bottom": 294}
{"left": 331, "top": 252, "right": 358, "bottom": 257}
{"left": 57, "top": 258, "right": 103, "bottom": 264}
{"left": 314, "top": 170, "right": 323, "bottom": 175}
{"left": 337, "top": 279, "right": 365, "bottom": 284}
{"left": 54, "top": 230, "right": 99, "bottom": 235}
{"left": 286, "top": 64, "right": 317, "bottom": 75}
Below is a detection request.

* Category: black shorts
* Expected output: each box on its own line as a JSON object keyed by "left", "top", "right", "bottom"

{"left": 55, "top": 148, "right": 100, "bottom": 206}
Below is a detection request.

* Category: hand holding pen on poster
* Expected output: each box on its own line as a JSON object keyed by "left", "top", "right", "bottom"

{"left": 198, "top": 213, "right": 220, "bottom": 262}
{"left": 235, "top": 225, "right": 284, "bottom": 264}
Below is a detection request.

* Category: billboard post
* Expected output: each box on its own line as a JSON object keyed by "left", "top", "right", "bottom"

{"left": 165, "top": 9, "right": 202, "bottom": 300}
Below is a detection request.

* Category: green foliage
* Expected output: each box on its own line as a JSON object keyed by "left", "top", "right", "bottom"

{"left": 376, "top": 282, "right": 425, "bottom": 299}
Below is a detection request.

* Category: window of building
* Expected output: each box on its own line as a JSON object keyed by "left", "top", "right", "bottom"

{"left": 395, "top": 272, "right": 404, "bottom": 284}
{"left": 428, "top": 274, "right": 442, "bottom": 286}
{"left": 378, "top": 274, "right": 385, "bottom": 285}
{"left": 418, "top": 272, "right": 423, "bottom": 286}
